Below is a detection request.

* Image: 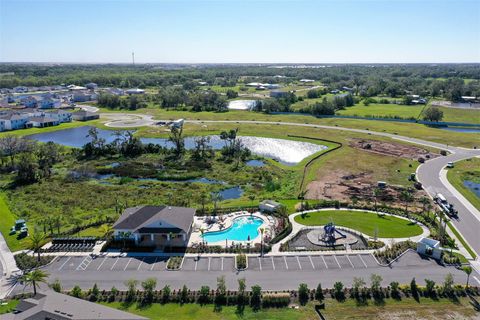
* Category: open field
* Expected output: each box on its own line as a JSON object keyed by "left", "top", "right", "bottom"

{"left": 337, "top": 103, "right": 424, "bottom": 119}
{"left": 294, "top": 210, "right": 424, "bottom": 238}
{"left": 94, "top": 297, "right": 480, "bottom": 320}
{"left": 447, "top": 158, "right": 480, "bottom": 212}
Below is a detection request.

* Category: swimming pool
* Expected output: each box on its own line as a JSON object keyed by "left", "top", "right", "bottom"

{"left": 202, "top": 216, "right": 264, "bottom": 243}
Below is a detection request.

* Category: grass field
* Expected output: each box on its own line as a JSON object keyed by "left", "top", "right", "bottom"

{"left": 447, "top": 158, "right": 480, "bottom": 212}
{"left": 0, "top": 300, "right": 19, "bottom": 314}
{"left": 337, "top": 103, "right": 424, "bottom": 119}
{"left": 0, "top": 191, "right": 29, "bottom": 252}
{"left": 294, "top": 210, "right": 423, "bottom": 238}
{"left": 96, "top": 297, "right": 479, "bottom": 320}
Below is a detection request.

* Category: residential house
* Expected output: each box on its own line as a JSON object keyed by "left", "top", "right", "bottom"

{"left": 13, "top": 86, "right": 28, "bottom": 93}
{"left": 38, "top": 97, "right": 62, "bottom": 109}
{"left": 47, "top": 109, "right": 72, "bottom": 123}
{"left": 20, "top": 96, "right": 38, "bottom": 108}
{"left": 67, "top": 84, "right": 87, "bottom": 91}
{"left": 25, "top": 116, "right": 59, "bottom": 128}
{"left": 2, "top": 291, "right": 147, "bottom": 320}
{"left": 0, "top": 112, "right": 30, "bottom": 131}
{"left": 105, "top": 87, "right": 125, "bottom": 96}
{"left": 113, "top": 205, "right": 196, "bottom": 250}
{"left": 72, "top": 92, "right": 97, "bottom": 102}
{"left": 270, "top": 90, "right": 290, "bottom": 98}
{"left": 85, "top": 82, "right": 98, "bottom": 90}
{"left": 126, "top": 88, "right": 145, "bottom": 95}
{"left": 72, "top": 110, "right": 100, "bottom": 121}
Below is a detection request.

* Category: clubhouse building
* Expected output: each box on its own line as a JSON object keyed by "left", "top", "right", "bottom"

{"left": 112, "top": 205, "right": 196, "bottom": 250}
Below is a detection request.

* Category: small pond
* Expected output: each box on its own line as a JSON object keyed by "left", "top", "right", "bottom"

{"left": 216, "top": 186, "right": 244, "bottom": 200}
{"left": 227, "top": 100, "right": 257, "bottom": 110}
{"left": 27, "top": 126, "right": 327, "bottom": 165}
{"left": 246, "top": 159, "right": 265, "bottom": 167}
{"left": 440, "top": 127, "right": 480, "bottom": 133}
{"left": 464, "top": 180, "right": 480, "bottom": 198}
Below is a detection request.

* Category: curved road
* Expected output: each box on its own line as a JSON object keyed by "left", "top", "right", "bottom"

{"left": 102, "top": 116, "right": 480, "bottom": 258}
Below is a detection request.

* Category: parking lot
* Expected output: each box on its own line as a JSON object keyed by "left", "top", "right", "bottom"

{"left": 48, "top": 253, "right": 379, "bottom": 273}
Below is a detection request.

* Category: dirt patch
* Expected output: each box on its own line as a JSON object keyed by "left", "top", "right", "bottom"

{"left": 349, "top": 138, "right": 438, "bottom": 160}
{"left": 306, "top": 169, "right": 429, "bottom": 210}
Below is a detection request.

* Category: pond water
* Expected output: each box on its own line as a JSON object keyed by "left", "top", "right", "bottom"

{"left": 27, "top": 126, "right": 327, "bottom": 165}
{"left": 216, "top": 186, "right": 244, "bottom": 200}
{"left": 96, "top": 174, "right": 225, "bottom": 185}
{"left": 464, "top": 180, "right": 480, "bottom": 198}
{"left": 202, "top": 216, "right": 263, "bottom": 243}
{"left": 246, "top": 159, "right": 265, "bottom": 167}
{"left": 227, "top": 100, "right": 257, "bottom": 110}
{"left": 440, "top": 127, "right": 480, "bottom": 133}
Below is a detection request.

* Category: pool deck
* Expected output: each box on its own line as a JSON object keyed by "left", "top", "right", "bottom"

{"left": 188, "top": 212, "right": 275, "bottom": 247}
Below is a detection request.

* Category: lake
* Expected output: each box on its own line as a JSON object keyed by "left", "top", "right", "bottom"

{"left": 464, "top": 180, "right": 480, "bottom": 198}
{"left": 27, "top": 126, "right": 327, "bottom": 165}
{"left": 440, "top": 127, "right": 480, "bottom": 133}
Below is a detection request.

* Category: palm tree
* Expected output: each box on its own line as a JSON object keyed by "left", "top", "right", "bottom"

{"left": 210, "top": 192, "right": 223, "bottom": 215}
{"left": 399, "top": 190, "right": 414, "bottom": 218}
{"left": 22, "top": 269, "right": 49, "bottom": 295}
{"left": 199, "top": 227, "right": 206, "bottom": 247}
{"left": 373, "top": 187, "right": 382, "bottom": 212}
{"left": 99, "top": 225, "right": 114, "bottom": 240}
{"left": 259, "top": 228, "right": 265, "bottom": 257}
{"left": 420, "top": 197, "right": 430, "bottom": 216}
{"left": 28, "top": 231, "right": 46, "bottom": 262}
{"left": 462, "top": 266, "right": 472, "bottom": 288}
{"left": 298, "top": 190, "right": 308, "bottom": 210}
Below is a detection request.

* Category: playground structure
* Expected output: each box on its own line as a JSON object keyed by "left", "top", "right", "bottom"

{"left": 306, "top": 223, "right": 359, "bottom": 248}
{"left": 321, "top": 222, "right": 347, "bottom": 244}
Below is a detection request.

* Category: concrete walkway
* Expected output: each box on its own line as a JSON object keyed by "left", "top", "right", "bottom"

{"left": 272, "top": 208, "right": 430, "bottom": 253}
{"left": 0, "top": 232, "right": 20, "bottom": 299}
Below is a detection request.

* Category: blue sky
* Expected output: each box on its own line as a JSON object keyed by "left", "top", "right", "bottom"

{"left": 0, "top": 0, "right": 479, "bottom": 63}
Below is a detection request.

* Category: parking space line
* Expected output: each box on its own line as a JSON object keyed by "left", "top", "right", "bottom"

{"left": 195, "top": 259, "right": 198, "bottom": 271}
{"left": 124, "top": 258, "right": 132, "bottom": 271}
{"left": 208, "top": 257, "right": 211, "bottom": 271}
{"left": 371, "top": 253, "right": 381, "bottom": 265}
{"left": 76, "top": 256, "right": 92, "bottom": 271}
{"left": 474, "top": 276, "right": 480, "bottom": 285}
{"left": 110, "top": 257, "right": 119, "bottom": 271}
{"left": 221, "top": 257, "right": 224, "bottom": 271}
{"left": 358, "top": 254, "right": 368, "bottom": 268}
{"left": 150, "top": 257, "right": 158, "bottom": 271}
{"left": 334, "top": 255, "right": 341, "bottom": 268}
{"left": 283, "top": 256, "right": 288, "bottom": 270}
{"left": 58, "top": 257, "right": 71, "bottom": 271}
{"left": 97, "top": 257, "right": 107, "bottom": 271}
{"left": 271, "top": 256, "right": 275, "bottom": 270}
{"left": 137, "top": 257, "right": 145, "bottom": 270}
{"left": 258, "top": 257, "right": 262, "bottom": 271}
{"left": 321, "top": 256, "right": 328, "bottom": 269}
{"left": 309, "top": 256, "right": 315, "bottom": 269}
{"left": 296, "top": 256, "right": 302, "bottom": 270}
{"left": 346, "top": 255, "right": 355, "bottom": 269}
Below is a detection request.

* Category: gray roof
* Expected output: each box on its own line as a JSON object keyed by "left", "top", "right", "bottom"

{"left": 3, "top": 291, "right": 147, "bottom": 320}
{"left": 27, "top": 116, "right": 57, "bottom": 123}
{"left": 113, "top": 205, "right": 195, "bottom": 233}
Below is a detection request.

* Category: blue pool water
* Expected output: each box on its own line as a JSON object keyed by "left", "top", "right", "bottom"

{"left": 202, "top": 216, "right": 264, "bottom": 243}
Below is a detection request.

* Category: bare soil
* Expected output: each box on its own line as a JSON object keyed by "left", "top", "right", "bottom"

{"left": 349, "top": 138, "right": 438, "bottom": 160}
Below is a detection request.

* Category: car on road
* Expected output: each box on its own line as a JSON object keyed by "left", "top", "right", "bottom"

{"left": 434, "top": 193, "right": 458, "bottom": 216}
{"left": 446, "top": 162, "right": 454, "bottom": 168}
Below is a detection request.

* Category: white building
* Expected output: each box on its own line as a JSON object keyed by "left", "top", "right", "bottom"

{"left": 47, "top": 109, "right": 72, "bottom": 123}
{"left": 417, "top": 237, "right": 443, "bottom": 260}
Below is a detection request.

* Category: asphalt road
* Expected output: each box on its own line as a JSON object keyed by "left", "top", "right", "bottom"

{"left": 11, "top": 251, "right": 477, "bottom": 293}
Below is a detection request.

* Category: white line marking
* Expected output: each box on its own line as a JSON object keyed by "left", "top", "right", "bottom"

{"left": 271, "top": 256, "right": 275, "bottom": 270}
{"left": 321, "top": 255, "right": 328, "bottom": 269}
{"left": 110, "top": 257, "right": 119, "bottom": 271}
{"left": 371, "top": 253, "right": 381, "bottom": 265}
{"left": 346, "top": 255, "right": 355, "bottom": 269}
{"left": 334, "top": 255, "right": 341, "bottom": 268}
{"left": 474, "top": 276, "right": 480, "bottom": 285}
{"left": 309, "top": 256, "right": 315, "bottom": 269}
{"left": 296, "top": 256, "right": 302, "bottom": 270}
{"left": 221, "top": 257, "right": 224, "bottom": 271}
{"left": 195, "top": 258, "right": 198, "bottom": 271}
{"left": 58, "top": 257, "right": 71, "bottom": 271}
{"left": 124, "top": 258, "right": 132, "bottom": 271}
{"left": 150, "top": 257, "right": 158, "bottom": 271}
{"left": 76, "top": 257, "right": 88, "bottom": 271}
{"left": 208, "top": 257, "right": 211, "bottom": 271}
{"left": 283, "top": 256, "right": 288, "bottom": 270}
{"left": 358, "top": 254, "right": 368, "bottom": 268}
{"left": 258, "top": 257, "right": 262, "bottom": 271}
{"left": 97, "top": 257, "right": 107, "bottom": 270}
{"left": 137, "top": 257, "right": 145, "bottom": 270}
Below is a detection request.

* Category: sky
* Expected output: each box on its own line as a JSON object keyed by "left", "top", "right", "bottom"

{"left": 0, "top": 0, "right": 479, "bottom": 63}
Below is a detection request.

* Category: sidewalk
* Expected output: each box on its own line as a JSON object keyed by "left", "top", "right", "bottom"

{"left": 0, "top": 232, "right": 20, "bottom": 299}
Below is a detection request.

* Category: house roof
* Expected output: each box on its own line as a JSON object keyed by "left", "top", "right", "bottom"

{"left": 113, "top": 205, "right": 195, "bottom": 233}
{"left": 3, "top": 291, "right": 147, "bottom": 320}
{"left": 27, "top": 116, "right": 57, "bottom": 123}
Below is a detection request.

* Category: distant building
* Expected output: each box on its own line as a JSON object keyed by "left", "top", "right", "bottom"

{"left": 25, "top": 116, "right": 59, "bottom": 128}
{"left": 20, "top": 96, "right": 38, "bottom": 108}
{"left": 126, "top": 88, "right": 145, "bottom": 95}
{"left": 72, "top": 92, "right": 97, "bottom": 102}
{"left": 0, "top": 113, "right": 30, "bottom": 130}
{"left": 38, "top": 97, "right": 62, "bottom": 109}
{"left": 113, "top": 205, "right": 195, "bottom": 250}
{"left": 259, "top": 200, "right": 282, "bottom": 213}
{"left": 72, "top": 110, "right": 100, "bottom": 121}
{"left": 299, "top": 79, "right": 315, "bottom": 83}
{"left": 47, "top": 109, "right": 72, "bottom": 123}
{"left": 2, "top": 291, "right": 147, "bottom": 320}
{"left": 13, "top": 86, "right": 28, "bottom": 93}
{"left": 270, "top": 90, "right": 290, "bottom": 98}
{"left": 461, "top": 96, "right": 479, "bottom": 103}
{"left": 105, "top": 87, "right": 125, "bottom": 96}
{"left": 67, "top": 84, "right": 87, "bottom": 91}
{"left": 85, "top": 82, "right": 98, "bottom": 90}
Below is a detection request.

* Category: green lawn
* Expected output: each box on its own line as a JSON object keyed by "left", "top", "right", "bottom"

{"left": 337, "top": 103, "right": 424, "bottom": 119}
{"left": 0, "top": 192, "right": 29, "bottom": 252}
{"left": 447, "top": 158, "right": 480, "bottom": 212}
{"left": 294, "top": 210, "right": 423, "bottom": 238}
{"left": 99, "top": 302, "right": 316, "bottom": 320}
{"left": 0, "top": 300, "right": 19, "bottom": 314}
